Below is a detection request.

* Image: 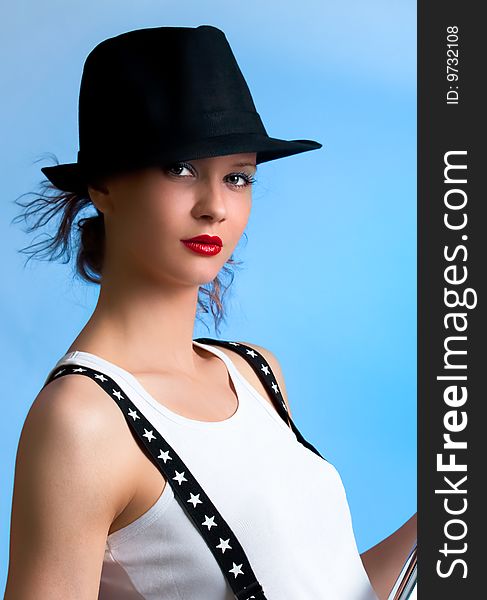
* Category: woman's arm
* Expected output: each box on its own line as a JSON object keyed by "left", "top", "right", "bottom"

{"left": 360, "top": 512, "right": 417, "bottom": 600}
{"left": 4, "top": 376, "right": 135, "bottom": 600}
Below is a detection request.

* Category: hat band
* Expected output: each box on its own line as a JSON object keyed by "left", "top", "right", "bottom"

{"left": 76, "top": 109, "right": 266, "bottom": 172}
{"left": 182, "top": 109, "right": 265, "bottom": 137}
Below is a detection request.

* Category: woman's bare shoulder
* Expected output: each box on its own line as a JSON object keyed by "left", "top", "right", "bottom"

{"left": 28, "top": 373, "right": 131, "bottom": 435}
{"left": 21, "top": 373, "right": 139, "bottom": 509}
{"left": 4, "top": 374, "right": 137, "bottom": 598}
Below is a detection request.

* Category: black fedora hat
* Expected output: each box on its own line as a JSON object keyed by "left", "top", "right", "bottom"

{"left": 41, "top": 25, "right": 323, "bottom": 193}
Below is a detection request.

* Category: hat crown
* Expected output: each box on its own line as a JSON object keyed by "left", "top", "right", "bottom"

{"left": 78, "top": 25, "right": 266, "bottom": 169}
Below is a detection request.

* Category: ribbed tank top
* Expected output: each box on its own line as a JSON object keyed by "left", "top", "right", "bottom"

{"left": 47, "top": 341, "right": 378, "bottom": 600}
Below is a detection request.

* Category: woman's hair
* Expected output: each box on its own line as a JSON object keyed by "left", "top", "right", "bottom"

{"left": 13, "top": 156, "right": 244, "bottom": 336}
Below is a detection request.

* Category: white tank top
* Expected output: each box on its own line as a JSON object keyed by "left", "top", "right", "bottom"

{"left": 48, "top": 341, "right": 378, "bottom": 600}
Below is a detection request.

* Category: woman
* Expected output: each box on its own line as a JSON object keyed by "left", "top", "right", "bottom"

{"left": 5, "top": 25, "right": 416, "bottom": 599}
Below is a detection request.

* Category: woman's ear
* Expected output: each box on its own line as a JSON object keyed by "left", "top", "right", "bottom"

{"left": 87, "top": 175, "right": 111, "bottom": 215}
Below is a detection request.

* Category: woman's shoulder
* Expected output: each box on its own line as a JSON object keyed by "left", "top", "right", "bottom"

{"left": 217, "top": 339, "right": 293, "bottom": 418}
{"left": 20, "top": 374, "right": 138, "bottom": 514}
{"left": 31, "top": 373, "right": 134, "bottom": 447}
{"left": 7, "top": 375, "right": 137, "bottom": 598}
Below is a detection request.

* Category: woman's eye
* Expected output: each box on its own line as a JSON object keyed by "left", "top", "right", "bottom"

{"left": 167, "top": 162, "right": 193, "bottom": 177}
{"left": 226, "top": 173, "right": 256, "bottom": 188}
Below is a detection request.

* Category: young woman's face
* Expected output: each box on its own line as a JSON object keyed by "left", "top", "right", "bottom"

{"left": 92, "top": 152, "right": 257, "bottom": 286}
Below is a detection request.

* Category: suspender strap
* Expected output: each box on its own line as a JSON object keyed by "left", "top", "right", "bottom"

{"left": 42, "top": 338, "right": 326, "bottom": 597}
{"left": 42, "top": 363, "right": 267, "bottom": 600}
{"left": 195, "top": 338, "right": 327, "bottom": 462}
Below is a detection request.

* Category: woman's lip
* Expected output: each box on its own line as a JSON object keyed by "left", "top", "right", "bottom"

{"left": 181, "top": 234, "right": 222, "bottom": 245}
{"left": 181, "top": 239, "right": 222, "bottom": 256}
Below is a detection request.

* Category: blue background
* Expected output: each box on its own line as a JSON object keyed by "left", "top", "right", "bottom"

{"left": 1, "top": 0, "right": 416, "bottom": 591}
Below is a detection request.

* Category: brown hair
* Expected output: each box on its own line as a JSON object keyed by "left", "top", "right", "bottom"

{"left": 13, "top": 156, "right": 245, "bottom": 336}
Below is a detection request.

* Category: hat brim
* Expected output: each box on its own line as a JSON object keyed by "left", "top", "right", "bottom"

{"left": 41, "top": 133, "right": 323, "bottom": 193}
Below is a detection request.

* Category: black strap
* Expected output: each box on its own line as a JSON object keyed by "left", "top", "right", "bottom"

{"left": 42, "top": 359, "right": 266, "bottom": 600}
{"left": 194, "top": 338, "right": 327, "bottom": 462}
{"left": 42, "top": 338, "right": 326, "bottom": 598}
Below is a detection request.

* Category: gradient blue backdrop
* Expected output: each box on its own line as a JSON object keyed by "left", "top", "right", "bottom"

{"left": 1, "top": 0, "right": 416, "bottom": 591}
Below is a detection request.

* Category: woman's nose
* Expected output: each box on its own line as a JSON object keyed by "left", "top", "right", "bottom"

{"left": 193, "top": 177, "right": 228, "bottom": 220}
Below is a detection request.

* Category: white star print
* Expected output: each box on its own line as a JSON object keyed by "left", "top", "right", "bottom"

{"left": 229, "top": 562, "right": 244, "bottom": 577}
{"left": 216, "top": 538, "right": 232, "bottom": 553}
{"left": 143, "top": 429, "right": 156, "bottom": 442}
{"left": 158, "top": 449, "right": 172, "bottom": 463}
{"left": 127, "top": 408, "right": 140, "bottom": 421}
{"left": 202, "top": 515, "right": 217, "bottom": 530}
{"left": 173, "top": 470, "right": 188, "bottom": 485}
{"left": 49, "top": 342, "right": 302, "bottom": 595}
{"left": 187, "top": 492, "right": 203, "bottom": 507}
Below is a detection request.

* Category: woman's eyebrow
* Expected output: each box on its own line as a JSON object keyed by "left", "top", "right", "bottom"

{"left": 231, "top": 161, "right": 257, "bottom": 170}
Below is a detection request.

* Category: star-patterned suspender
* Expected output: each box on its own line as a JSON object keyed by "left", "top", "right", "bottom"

{"left": 43, "top": 351, "right": 266, "bottom": 600}
{"left": 41, "top": 339, "right": 325, "bottom": 599}
{"left": 194, "top": 338, "right": 326, "bottom": 462}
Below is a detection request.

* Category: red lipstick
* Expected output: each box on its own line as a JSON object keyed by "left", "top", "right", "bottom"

{"left": 181, "top": 234, "right": 223, "bottom": 256}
